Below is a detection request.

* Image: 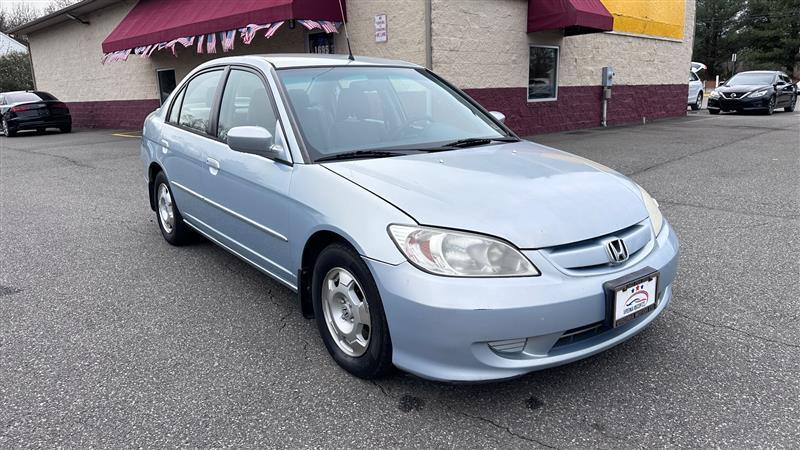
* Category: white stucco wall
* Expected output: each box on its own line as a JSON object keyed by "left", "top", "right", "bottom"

{"left": 431, "top": 0, "right": 696, "bottom": 89}
{"left": 334, "top": 0, "right": 427, "bottom": 66}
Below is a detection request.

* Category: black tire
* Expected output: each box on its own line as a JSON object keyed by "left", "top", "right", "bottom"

{"left": 765, "top": 96, "right": 776, "bottom": 115}
{"left": 312, "top": 243, "right": 393, "bottom": 379}
{"left": 785, "top": 95, "right": 796, "bottom": 112}
{"left": 709, "top": 108, "right": 720, "bottom": 115}
{"left": 691, "top": 92, "right": 702, "bottom": 111}
{"left": 2, "top": 119, "right": 16, "bottom": 137}
{"left": 152, "top": 171, "right": 194, "bottom": 246}
{"left": 60, "top": 124, "right": 72, "bottom": 133}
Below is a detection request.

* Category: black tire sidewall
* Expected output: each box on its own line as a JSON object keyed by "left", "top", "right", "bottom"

{"left": 153, "top": 171, "right": 192, "bottom": 246}
{"left": 311, "top": 243, "right": 393, "bottom": 379}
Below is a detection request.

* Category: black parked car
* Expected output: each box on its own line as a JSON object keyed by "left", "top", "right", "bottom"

{"left": 0, "top": 91, "right": 72, "bottom": 137}
{"left": 707, "top": 71, "right": 797, "bottom": 115}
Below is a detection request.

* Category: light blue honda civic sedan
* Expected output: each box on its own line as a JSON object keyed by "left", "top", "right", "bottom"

{"left": 141, "top": 54, "right": 679, "bottom": 382}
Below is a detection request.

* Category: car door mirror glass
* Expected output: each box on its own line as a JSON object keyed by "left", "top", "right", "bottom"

{"left": 227, "top": 126, "right": 278, "bottom": 158}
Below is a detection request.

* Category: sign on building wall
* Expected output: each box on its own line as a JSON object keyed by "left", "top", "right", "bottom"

{"left": 374, "top": 14, "right": 387, "bottom": 43}
{"left": 602, "top": 0, "right": 685, "bottom": 40}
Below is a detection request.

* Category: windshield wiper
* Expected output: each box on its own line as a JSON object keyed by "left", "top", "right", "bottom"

{"left": 440, "top": 136, "right": 520, "bottom": 148}
{"left": 316, "top": 149, "right": 410, "bottom": 162}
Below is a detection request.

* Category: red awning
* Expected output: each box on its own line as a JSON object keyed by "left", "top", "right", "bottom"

{"left": 527, "top": 0, "right": 613, "bottom": 36}
{"left": 102, "top": 0, "right": 345, "bottom": 53}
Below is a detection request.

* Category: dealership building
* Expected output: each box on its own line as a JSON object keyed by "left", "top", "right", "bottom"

{"left": 11, "top": 0, "right": 695, "bottom": 135}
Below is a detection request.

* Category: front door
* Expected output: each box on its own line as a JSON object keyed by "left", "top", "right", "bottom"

{"left": 202, "top": 68, "right": 295, "bottom": 287}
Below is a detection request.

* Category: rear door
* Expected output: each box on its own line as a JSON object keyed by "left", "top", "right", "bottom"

{"left": 200, "top": 67, "right": 295, "bottom": 286}
{"left": 158, "top": 68, "right": 225, "bottom": 224}
{"left": 776, "top": 74, "right": 794, "bottom": 106}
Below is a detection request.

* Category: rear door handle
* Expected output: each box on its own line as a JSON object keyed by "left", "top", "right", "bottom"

{"left": 206, "top": 157, "right": 220, "bottom": 175}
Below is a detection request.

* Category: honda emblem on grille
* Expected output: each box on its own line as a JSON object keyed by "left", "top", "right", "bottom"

{"left": 607, "top": 238, "right": 629, "bottom": 263}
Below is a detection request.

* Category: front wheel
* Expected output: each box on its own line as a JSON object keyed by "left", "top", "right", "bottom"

{"left": 312, "top": 243, "right": 393, "bottom": 379}
{"left": 153, "top": 171, "right": 194, "bottom": 245}
{"left": 785, "top": 95, "right": 796, "bottom": 112}
{"left": 765, "top": 96, "right": 776, "bottom": 115}
{"left": 709, "top": 109, "right": 720, "bottom": 115}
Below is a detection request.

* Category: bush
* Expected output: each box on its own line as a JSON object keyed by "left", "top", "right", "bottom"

{"left": 0, "top": 52, "right": 34, "bottom": 92}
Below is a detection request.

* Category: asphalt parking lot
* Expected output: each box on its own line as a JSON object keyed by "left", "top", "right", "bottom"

{"left": 1, "top": 108, "right": 798, "bottom": 447}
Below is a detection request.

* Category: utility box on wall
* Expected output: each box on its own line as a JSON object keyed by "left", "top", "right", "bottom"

{"left": 601, "top": 66, "right": 615, "bottom": 87}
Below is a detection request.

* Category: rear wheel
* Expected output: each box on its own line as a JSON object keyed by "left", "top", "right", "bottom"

{"left": 1, "top": 119, "right": 16, "bottom": 137}
{"left": 60, "top": 124, "right": 72, "bottom": 133}
{"left": 153, "top": 171, "right": 194, "bottom": 246}
{"left": 785, "top": 95, "right": 796, "bottom": 112}
{"left": 312, "top": 243, "right": 393, "bottom": 379}
{"left": 691, "top": 92, "right": 703, "bottom": 111}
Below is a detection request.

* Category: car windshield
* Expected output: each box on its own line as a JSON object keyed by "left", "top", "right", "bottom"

{"left": 276, "top": 66, "right": 508, "bottom": 161}
{"left": 726, "top": 73, "right": 774, "bottom": 86}
{"left": 5, "top": 92, "right": 56, "bottom": 103}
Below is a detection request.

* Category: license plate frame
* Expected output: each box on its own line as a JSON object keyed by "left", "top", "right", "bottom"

{"left": 603, "top": 267, "right": 659, "bottom": 328}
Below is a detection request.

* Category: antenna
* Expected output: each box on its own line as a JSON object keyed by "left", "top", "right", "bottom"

{"left": 338, "top": 0, "right": 354, "bottom": 60}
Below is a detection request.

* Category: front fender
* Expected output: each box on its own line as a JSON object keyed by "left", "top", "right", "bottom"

{"left": 288, "top": 164, "right": 415, "bottom": 270}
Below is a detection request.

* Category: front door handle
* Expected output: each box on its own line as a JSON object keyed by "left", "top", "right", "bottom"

{"left": 206, "top": 157, "right": 220, "bottom": 175}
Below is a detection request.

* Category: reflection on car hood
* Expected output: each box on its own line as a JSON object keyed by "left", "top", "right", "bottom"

{"left": 323, "top": 141, "right": 648, "bottom": 248}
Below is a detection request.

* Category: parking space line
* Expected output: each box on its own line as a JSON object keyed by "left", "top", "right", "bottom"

{"left": 112, "top": 131, "right": 142, "bottom": 138}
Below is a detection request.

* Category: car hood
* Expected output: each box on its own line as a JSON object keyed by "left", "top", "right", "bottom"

{"left": 323, "top": 141, "right": 649, "bottom": 249}
{"left": 717, "top": 84, "right": 771, "bottom": 93}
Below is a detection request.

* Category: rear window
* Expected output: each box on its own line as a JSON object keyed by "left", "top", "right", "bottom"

{"left": 6, "top": 92, "right": 57, "bottom": 103}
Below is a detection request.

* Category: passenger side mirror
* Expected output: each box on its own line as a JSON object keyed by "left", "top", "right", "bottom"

{"left": 227, "top": 126, "right": 281, "bottom": 159}
{"left": 489, "top": 111, "right": 506, "bottom": 124}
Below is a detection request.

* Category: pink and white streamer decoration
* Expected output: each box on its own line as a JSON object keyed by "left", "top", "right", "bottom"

{"left": 102, "top": 19, "right": 341, "bottom": 64}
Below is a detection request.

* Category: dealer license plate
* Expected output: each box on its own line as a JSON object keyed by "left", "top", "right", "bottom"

{"left": 610, "top": 272, "right": 658, "bottom": 328}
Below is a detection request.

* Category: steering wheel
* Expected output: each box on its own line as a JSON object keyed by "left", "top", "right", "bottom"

{"left": 389, "top": 116, "right": 433, "bottom": 139}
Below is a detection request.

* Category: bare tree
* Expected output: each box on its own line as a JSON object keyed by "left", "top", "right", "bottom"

{"left": 0, "top": 3, "right": 40, "bottom": 34}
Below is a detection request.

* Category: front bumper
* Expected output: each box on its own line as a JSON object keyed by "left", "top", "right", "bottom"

{"left": 367, "top": 222, "right": 679, "bottom": 382}
{"left": 707, "top": 95, "right": 770, "bottom": 111}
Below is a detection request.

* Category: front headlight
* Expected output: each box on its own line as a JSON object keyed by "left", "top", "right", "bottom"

{"left": 747, "top": 89, "right": 768, "bottom": 98}
{"left": 388, "top": 225, "right": 540, "bottom": 277}
{"left": 639, "top": 186, "right": 663, "bottom": 236}
{"left": 709, "top": 90, "right": 720, "bottom": 99}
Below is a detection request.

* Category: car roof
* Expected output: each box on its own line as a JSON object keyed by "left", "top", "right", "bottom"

{"left": 196, "top": 54, "right": 423, "bottom": 70}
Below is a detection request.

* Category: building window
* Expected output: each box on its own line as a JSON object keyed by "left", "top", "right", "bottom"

{"left": 528, "top": 46, "right": 559, "bottom": 101}
{"left": 157, "top": 69, "right": 177, "bottom": 104}
{"left": 308, "top": 32, "right": 335, "bottom": 54}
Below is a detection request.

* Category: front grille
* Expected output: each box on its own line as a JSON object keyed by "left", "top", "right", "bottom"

{"left": 551, "top": 322, "right": 607, "bottom": 349}
{"left": 539, "top": 219, "right": 652, "bottom": 275}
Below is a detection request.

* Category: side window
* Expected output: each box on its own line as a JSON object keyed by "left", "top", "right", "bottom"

{"left": 217, "top": 69, "right": 277, "bottom": 141}
{"left": 167, "top": 88, "right": 185, "bottom": 124}
{"left": 178, "top": 70, "right": 223, "bottom": 133}
{"left": 690, "top": 72, "right": 698, "bottom": 82}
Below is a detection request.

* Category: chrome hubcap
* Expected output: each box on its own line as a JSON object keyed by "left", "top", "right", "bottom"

{"left": 321, "top": 267, "right": 371, "bottom": 357}
{"left": 157, "top": 183, "right": 175, "bottom": 233}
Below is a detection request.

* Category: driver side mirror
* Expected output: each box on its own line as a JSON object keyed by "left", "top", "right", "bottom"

{"left": 227, "top": 126, "right": 283, "bottom": 159}
{"left": 489, "top": 111, "right": 506, "bottom": 124}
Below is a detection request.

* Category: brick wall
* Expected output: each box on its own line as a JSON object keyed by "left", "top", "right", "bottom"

{"left": 465, "top": 84, "right": 687, "bottom": 136}
{"left": 66, "top": 99, "right": 160, "bottom": 130}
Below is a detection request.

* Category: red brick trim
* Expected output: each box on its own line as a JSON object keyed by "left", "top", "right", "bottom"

{"left": 66, "top": 99, "right": 161, "bottom": 130}
{"left": 464, "top": 84, "right": 688, "bottom": 136}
